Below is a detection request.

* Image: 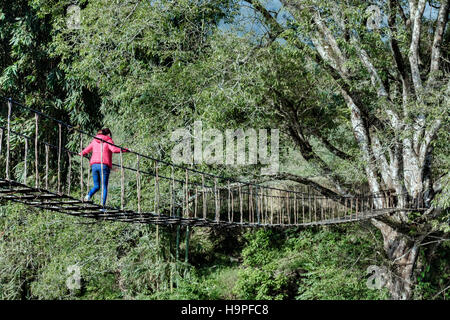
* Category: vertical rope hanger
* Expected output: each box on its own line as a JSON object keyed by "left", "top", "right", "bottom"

{"left": 264, "top": 188, "right": 268, "bottom": 225}
{"left": 34, "top": 113, "right": 39, "bottom": 188}
{"left": 202, "top": 174, "right": 206, "bottom": 220}
{"left": 239, "top": 184, "right": 243, "bottom": 224}
{"left": 6, "top": 99, "right": 12, "bottom": 180}
{"left": 136, "top": 154, "right": 141, "bottom": 214}
{"left": 302, "top": 191, "right": 305, "bottom": 224}
{"left": 294, "top": 191, "right": 297, "bottom": 225}
{"left": 227, "top": 180, "right": 231, "bottom": 223}
{"left": 120, "top": 149, "right": 125, "bottom": 210}
{"left": 57, "top": 123, "right": 62, "bottom": 194}
{"left": 86, "top": 156, "right": 91, "bottom": 196}
{"left": 255, "top": 185, "right": 260, "bottom": 225}
{"left": 80, "top": 133, "right": 84, "bottom": 201}
{"left": 194, "top": 185, "right": 198, "bottom": 219}
{"left": 101, "top": 140, "right": 104, "bottom": 207}
{"left": 270, "top": 190, "right": 273, "bottom": 224}
{"left": 155, "top": 160, "right": 160, "bottom": 215}
{"left": 45, "top": 144, "right": 49, "bottom": 189}
{"left": 0, "top": 128, "right": 3, "bottom": 158}
{"left": 249, "top": 185, "right": 253, "bottom": 224}
{"left": 214, "top": 177, "right": 219, "bottom": 222}
{"left": 231, "top": 183, "right": 235, "bottom": 223}
{"left": 67, "top": 151, "right": 72, "bottom": 195}
{"left": 185, "top": 169, "right": 189, "bottom": 218}
{"left": 171, "top": 166, "right": 175, "bottom": 217}
{"left": 23, "top": 138, "right": 28, "bottom": 184}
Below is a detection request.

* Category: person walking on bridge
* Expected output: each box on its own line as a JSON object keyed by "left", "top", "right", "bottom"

{"left": 80, "top": 128, "right": 129, "bottom": 208}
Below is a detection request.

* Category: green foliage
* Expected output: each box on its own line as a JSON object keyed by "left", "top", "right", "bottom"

{"left": 149, "top": 267, "right": 239, "bottom": 300}
{"left": 0, "top": 202, "right": 182, "bottom": 299}
{"left": 234, "top": 227, "right": 390, "bottom": 300}
{"left": 414, "top": 243, "right": 450, "bottom": 300}
{"left": 0, "top": 0, "right": 448, "bottom": 301}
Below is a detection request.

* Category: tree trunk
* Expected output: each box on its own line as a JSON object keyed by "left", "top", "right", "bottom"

{"left": 372, "top": 218, "right": 420, "bottom": 300}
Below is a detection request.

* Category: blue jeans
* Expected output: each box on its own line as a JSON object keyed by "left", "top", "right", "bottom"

{"left": 88, "top": 164, "right": 111, "bottom": 207}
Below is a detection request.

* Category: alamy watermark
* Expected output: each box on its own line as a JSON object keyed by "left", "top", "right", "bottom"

{"left": 66, "top": 264, "right": 81, "bottom": 290}
{"left": 66, "top": 4, "right": 81, "bottom": 30}
{"left": 170, "top": 121, "right": 279, "bottom": 175}
{"left": 366, "top": 265, "right": 388, "bottom": 290}
{"left": 366, "top": 4, "right": 382, "bottom": 30}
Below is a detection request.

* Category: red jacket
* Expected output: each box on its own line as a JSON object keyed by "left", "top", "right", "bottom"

{"left": 81, "top": 134, "right": 129, "bottom": 168}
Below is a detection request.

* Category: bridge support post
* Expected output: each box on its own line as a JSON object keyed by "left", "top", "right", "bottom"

{"left": 255, "top": 186, "right": 260, "bottom": 225}
{"left": 80, "top": 134, "right": 83, "bottom": 200}
{"left": 0, "top": 128, "right": 3, "bottom": 161}
{"left": 175, "top": 207, "right": 181, "bottom": 287}
{"left": 185, "top": 226, "right": 190, "bottom": 264}
{"left": 35, "top": 113, "right": 39, "bottom": 188}
{"left": 6, "top": 99, "right": 12, "bottom": 180}
{"left": 57, "top": 123, "right": 62, "bottom": 194}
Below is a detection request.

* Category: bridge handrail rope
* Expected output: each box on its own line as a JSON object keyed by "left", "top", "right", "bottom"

{"left": 0, "top": 96, "right": 403, "bottom": 197}
{"left": 0, "top": 97, "right": 426, "bottom": 228}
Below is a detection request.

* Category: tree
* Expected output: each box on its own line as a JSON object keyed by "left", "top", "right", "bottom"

{"left": 50, "top": 0, "right": 237, "bottom": 157}
{"left": 229, "top": 0, "right": 450, "bottom": 299}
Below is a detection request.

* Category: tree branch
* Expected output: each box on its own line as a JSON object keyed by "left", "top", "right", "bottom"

{"left": 408, "top": 0, "right": 426, "bottom": 94}
{"left": 310, "top": 130, "right": 355, "bottom": 161}
{"left": 246, "top": 0, "right": 285, "bottom": 40}
{"left": 389, "top": 0, "right": 411, "bottom": 105}
{"left": 264, "top": 172, "right": 352, "bottom": 200}
{"left": 428, "top": 0, "right": 450, "bottom": 84}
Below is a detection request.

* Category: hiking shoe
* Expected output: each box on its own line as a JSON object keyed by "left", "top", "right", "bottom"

{"left": 84, "top": 195, "right": 91, "bottom": 202}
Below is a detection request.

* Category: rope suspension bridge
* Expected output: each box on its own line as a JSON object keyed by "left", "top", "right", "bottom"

{"left": 0, "top": 97, "right": 426, "bottom": 228}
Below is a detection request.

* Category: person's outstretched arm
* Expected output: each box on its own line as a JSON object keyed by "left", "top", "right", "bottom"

{"left": 108, "top": 139, "right": 130, "bottom": 153}
{"left": 79, "top": 141, "right": 94, "bottom": 156}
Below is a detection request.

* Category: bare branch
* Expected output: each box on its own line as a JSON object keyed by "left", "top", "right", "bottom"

{"left": 388, "top": 0, "right": 411, "bottom": 105}
{"left": 352, "top": 39, "right": 388, "bottom": 98}
{"left": 371, "top": 133, "right": 395, "bottom": 189}
{"left": 408, "top": 0, "right": 426, "bottom": 94}
{"left": 428, "top": 0, "right": 450, "bottom": 84}
{"left": 341, "top": 88, "right": 383, "bottom": 203}
{"left": 310, "top": 130, "right": 355, "bottom": 161}
{"left": 419, "top": 119, "right": 443, "bottom": 165}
